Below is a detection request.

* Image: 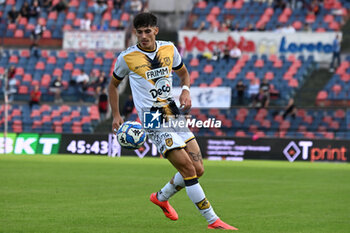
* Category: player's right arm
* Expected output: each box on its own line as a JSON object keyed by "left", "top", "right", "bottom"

{"left": 108, "top": 77, "right": 124, "bottom": 133}
{"left": 109, "top": 53, "right": 130, "bottom": 133}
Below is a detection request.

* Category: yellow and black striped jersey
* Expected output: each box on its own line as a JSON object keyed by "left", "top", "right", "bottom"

{"left": 113, "top": 41, "right": 184, "bottom": 123}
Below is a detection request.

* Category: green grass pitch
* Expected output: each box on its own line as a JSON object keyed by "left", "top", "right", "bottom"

{"left": 0, "top": 155, "right": 349, "bottom": 233}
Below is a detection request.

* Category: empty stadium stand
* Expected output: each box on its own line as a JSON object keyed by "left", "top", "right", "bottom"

{"left": 189, "top": 0, "right": 349, "bottom": 31}
{"left": 317, "top": 55, "right": 350, "bottom": 106}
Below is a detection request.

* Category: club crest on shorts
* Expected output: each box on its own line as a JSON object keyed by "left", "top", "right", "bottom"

{"left": 196, "top": 197, "right": 211, "bottom": 210}
{"left": 165, "top": 138, "right": 173, "bottom": 147}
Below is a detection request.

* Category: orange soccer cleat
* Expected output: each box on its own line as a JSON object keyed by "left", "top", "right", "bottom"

{"left": 150, "top": 192, "right": 178, "bottom": 221}
{"left": 208, "top": 218, "right": 238, "bottom": 230}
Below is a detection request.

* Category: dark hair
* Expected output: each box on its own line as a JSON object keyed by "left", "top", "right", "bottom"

{"left": 133, "top": 12, "right": 157, "bottom": 29}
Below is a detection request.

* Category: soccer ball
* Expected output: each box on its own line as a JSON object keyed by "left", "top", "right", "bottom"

{"left": 116, "top": 121, "right": 146, "bottom": 149}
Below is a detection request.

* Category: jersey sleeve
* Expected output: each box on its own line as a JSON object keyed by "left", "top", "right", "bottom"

{"left": 172, "top": 44, "right": 184, "bottom": 71}
{"left": 113, "top": 54, "right": 129, "bottom": 80}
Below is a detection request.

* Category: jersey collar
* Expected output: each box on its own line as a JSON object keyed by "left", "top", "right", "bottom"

{"left": 137, "top": 42, "right": 157, "bottom": 53}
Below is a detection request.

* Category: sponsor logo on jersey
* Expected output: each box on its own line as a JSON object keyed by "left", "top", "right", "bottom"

{"left": 149, "top": 78, "right": 171, "bottom": 99}
{"left": 145, "top": 67, "right": 170, "bottom": 80}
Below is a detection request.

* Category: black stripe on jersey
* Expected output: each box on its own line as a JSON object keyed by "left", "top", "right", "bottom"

{"left": 113, "top": 71, "right": 124, "bottom": 81}
{"left": 173, "top": 61, "right": 184, "bottom": 70}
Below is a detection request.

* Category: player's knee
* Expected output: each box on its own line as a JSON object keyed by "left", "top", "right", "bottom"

{"left": 180, "top": 163, "right": 197, "bottom": 178}
{"left": 196, "top": 166, "right": 204, "bottom": 178}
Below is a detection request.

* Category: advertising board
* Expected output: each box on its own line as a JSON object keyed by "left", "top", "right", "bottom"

{"left": 63, "top": 31, "right": 125, "bottom": 51}
{"left": 178, "top": 31, "right": 339, "bottom": 62}
{"left": 1, "top": 133, "right": 348, "bottom": 163}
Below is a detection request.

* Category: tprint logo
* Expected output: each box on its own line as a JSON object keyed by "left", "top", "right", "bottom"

{"left": 283, "top": 141, "right": 313, "bottom": 162}
{"left": 283, "top": 141, "right": 301, "bottom": 162}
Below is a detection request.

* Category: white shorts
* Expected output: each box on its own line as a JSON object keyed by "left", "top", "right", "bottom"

{"left": 146, "top": 129, "right": 195, "bottom": 157}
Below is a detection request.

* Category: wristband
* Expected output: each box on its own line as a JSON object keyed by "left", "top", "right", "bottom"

{"left": 182, "top": 85, "right": 190, "bottom": 92}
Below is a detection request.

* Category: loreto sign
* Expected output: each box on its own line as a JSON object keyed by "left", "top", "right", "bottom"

{"left": 63, "top": 31, "right": 125, "bottom": 51}
{"left": 178, "top": 31, "right": 339, "bottom": 62}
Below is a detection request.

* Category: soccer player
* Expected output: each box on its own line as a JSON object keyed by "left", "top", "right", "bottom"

{"left": 108, "top": 12, "right": 238, "bottom": 230}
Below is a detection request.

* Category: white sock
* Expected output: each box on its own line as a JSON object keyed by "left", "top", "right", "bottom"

{"left": 184, "top": 177, "right": 218, "bottom": 224}
{"left": 157, "top": 172, "right": 185, "bottom": 202}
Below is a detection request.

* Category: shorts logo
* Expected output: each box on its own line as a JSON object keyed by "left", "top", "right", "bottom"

{"left": 144, "top": 110, "right": 161, "bottom": 129}
{"left": 196, "top": 197, "right": 211, "bottom": 210}
{"left": 165, "top": 138, "right": 173, "bottom": 147}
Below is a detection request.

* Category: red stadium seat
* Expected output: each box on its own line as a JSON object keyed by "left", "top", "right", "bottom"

{"left": 64, "top": 62, "right": 74, "bottom": 70}
{"left": 18, "top": 17, "right": 28, "bottom": 26}
{"left": 40, "top": 104, "right": 51, "bottom": 113}
{"left": 110, "top": 19, "right": 120, "bottom": 28}
{"left": 278, "top": 14, "right": 289, "bottom": 23}
{"left": 58, "top": 50, "right": 68, "bottom": 58}
{"left": 94, "top": 57, "right": 103, "bottom": 65}
{"left": 316, "top": 91, "right": 328, "bottom": 101}
{"left": 210, "top": 77, "right": 222, "bottom": 87}
{"left": 264, "top": 7, "right": 274, "bottom": 16}
{"left": 23, "top": 74, "right": 32, "bottom": 82}
{"left": 63, "top": 24, "right": 72, "bottom": 31}
{"left": 9, "top": 55, "right": 18, "bottom": 64}
{"left": 334, "top": 109, "right": 345, "bottom": 118}
{"left": 324, "top": 14, "right": 334, "bottom": 23}
{"left": 235, "top": 130, "right": 246, "bottom": 137}
{"left": 7, "top": 23, "right": 16, "bottom": 30}
{"left": 190, "top": 58, "right": 199, "bottom": 67}
{"left": 254, "top": 59, "right": 264, "bottom": 68}
{"left": 35, "top": 61, "right": 45, "bottom": 70}
{"left": 47, "top": 56, "right": 57, "bottom": 64}
{"left": 43, "top": 30, "right": 52, "bottom": 39}
{"left": 70, "top": 0, "right": 79, "bottom": 7}
{"left": 48, "top": 11, "right": 57, "bottom": 20}
{"left": 332, "top": 84, "right": 342, "bottom": 94}
{"left": 121, "top": 13, "right": 130, "bottom": 21}
{"left": 197, "top": 1, "right": 207, "bottom": 8}
{"left": 31, "top": 80, "right": 39, "bottom": 86}
{"left": 104, "top": 51, "right": 114, "bottom": 59}
{"left": 26, "top": 24, "right": 35, "bottom": 31}
{"left": 305, "top": 13, "right": 316, "bottom": 23}
{"left": 292, "top": 21, "right": 302, "bottom": 30}
{"left": 72, "top": 69, "right": 81, "bottom": 76}
{"left": 264, "top": 71, "right": 274, "bottom": 80}
{"left": 53, "top": 68, "right": 62, "bottom": 76}
{"left": 203, "top": 64, "right": 213, "bottom": 73}
{"left": 210, "top": 6, "right": 220, "bottom": 15}
{"left": 41, "top": 74, "right": 51, "bottom": 87}
{"left": 15, "top": 67, "right": 24, "bottom": 76}
{"left": 75, "top": 57, "right": 85, "bottom": 64}
{"left": 14, "top": 29, "right": 24, "bottom": 38}
{"left": 245, "top": 71, "right": 256, "bottom": 80}
{"left": 20, "top": 49, "right": 30, "bottom": 57}
{"left": 329, "top": 21, "right": 340, "bottom": 30}
{"left": 103, "top": 12, "right": 112, "bottom": 21}
{"left": 66, "top": 12, "right": 76, "bottom": 20}
{"left": 86, "top": 51, "right": 96, "bottom": 59}
{"left": 288, "top": 79, "right": 299, "bottom": 87}
{"left": 18, "top": 85, "right": 29, "bottom": 94}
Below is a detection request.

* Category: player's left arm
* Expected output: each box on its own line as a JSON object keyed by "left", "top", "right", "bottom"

{"left": 174, "top": 65, "right": 191, "bottom": 110}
